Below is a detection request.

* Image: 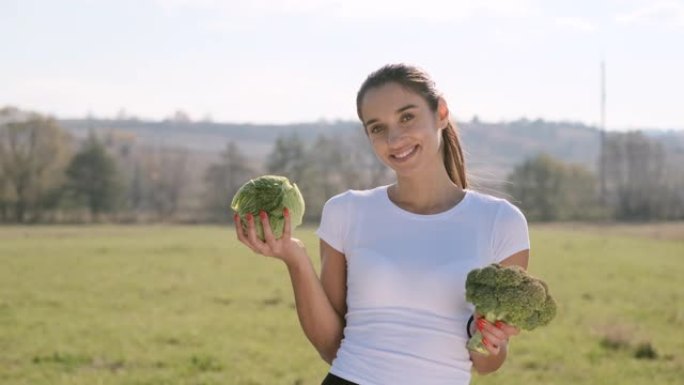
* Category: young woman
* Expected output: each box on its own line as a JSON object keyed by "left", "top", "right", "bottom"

{"left": 234, "top": 64, "right": 530, "bottom": 385}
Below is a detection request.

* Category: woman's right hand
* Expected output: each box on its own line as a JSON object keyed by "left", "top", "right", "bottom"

{"left": 233, "top": 207, "right": 308, "bottom": 267}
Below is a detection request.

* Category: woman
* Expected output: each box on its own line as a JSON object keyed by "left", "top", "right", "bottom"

{"left": 234, "top": 64, "right": 530, "bottom": 385}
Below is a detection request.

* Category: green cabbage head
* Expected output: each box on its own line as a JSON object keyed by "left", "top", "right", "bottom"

{"left": 231, "top": 175, "right": 305, "bottom": 241}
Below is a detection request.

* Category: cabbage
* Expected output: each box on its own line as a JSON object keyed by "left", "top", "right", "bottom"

{"left": 231, "top": 175, "right": 305, "bottom": 241}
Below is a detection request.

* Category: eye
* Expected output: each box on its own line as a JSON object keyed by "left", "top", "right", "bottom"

{"left": 369, "top": 125, "right": 385, "bottom": 134}
{"left": 400, "top": 113, "right": 414, "bottom": 123}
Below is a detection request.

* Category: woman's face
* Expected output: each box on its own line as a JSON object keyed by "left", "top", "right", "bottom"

{"left": 360, "top": 82, "right": 448, "bottom": 177}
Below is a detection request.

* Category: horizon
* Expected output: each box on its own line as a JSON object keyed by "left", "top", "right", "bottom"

{"left": 2, "top": 0, "right": 683, "bottom": 131}
{"left": 5, "top": 104, "right": 684, "bottom": 133}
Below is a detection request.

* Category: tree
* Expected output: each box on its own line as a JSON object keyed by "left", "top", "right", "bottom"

{"left": 348, "top": 129, "right": 393, "bottom": 189}
{"left": 506, "top": 153, "right": 600, "bottom": 221}
{"left": 266, "top": 133, "right": 307, "bottom": 183}
{"left": 65, "top": 134, "right": 121, "bottom": 220}
{"left": 0, "top": 108, "right": 71, "bottom": 222}
{"left": 143, "top": 148, "right": 190, "bottom": 220}
{"left": 265, "top": 131, "right": 393, "bottom": 222}
{"left": 560, "top": 163, "right": 603, "bottom": 220}
{"left": 170, "top": 110, "right": 191, "bottom": 124}
{"left": 0, "top": 168, "right": 10, "bottom": 221}
{"left": 302, "top": 133, "right": 381, "bottom": 220}
{"left": 299, "top": 135, "right": 342, "bottom": 220}
{"left": 506, "top": 153, "right": 564, "bottom": 221}
{"left": 604, "top": 131, "right": 682, "bottom": 220}
{"left": 203, "top": 142, "right": 256, "bottom": 221}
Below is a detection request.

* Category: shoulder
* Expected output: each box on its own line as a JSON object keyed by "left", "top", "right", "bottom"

{"left": 466, "top": 190, "right": 523, "bottom": 214}
{"left": 318, "top": 186, "right": 387, "bottom": 250}
{"left": 466, "top": 191, "right": 530, "bottom": 263}
{"left": 465, "top": 189, "right": 527, "bottom": 225}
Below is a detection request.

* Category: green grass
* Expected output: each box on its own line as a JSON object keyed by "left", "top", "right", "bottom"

{"left": 0, "top": 225, "right": 682, "bottom": 384}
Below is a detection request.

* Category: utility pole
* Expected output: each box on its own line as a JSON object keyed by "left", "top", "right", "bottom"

{"left": 599, "top": 59, "right": 607, "bottom": 205}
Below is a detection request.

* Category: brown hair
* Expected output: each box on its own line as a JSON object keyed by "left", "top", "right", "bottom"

{"left": 356, "top": 64, "right": 468, "bottom": 188}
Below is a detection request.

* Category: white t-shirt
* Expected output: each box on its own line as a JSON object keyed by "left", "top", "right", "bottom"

{"left": 315, "top": 185, "right": 530, "bottom": 385}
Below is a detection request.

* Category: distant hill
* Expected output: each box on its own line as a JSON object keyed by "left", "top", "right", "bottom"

{"left": 58, "top": 118, "right": 357, "bottom": 155}
{"left": 458, "top": 119, "right": 600, "bottom": 184}
{"left": 56, "top": 117, "right": 683, "bottom": 184}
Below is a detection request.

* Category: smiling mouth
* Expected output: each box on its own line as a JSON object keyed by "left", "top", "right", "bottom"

{"left": 390, "top": 145, "right": 418, "bottom": 161}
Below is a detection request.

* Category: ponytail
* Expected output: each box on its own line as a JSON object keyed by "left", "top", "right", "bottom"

{"left": 442, "top": 121, "right": 468, "bottom": 189}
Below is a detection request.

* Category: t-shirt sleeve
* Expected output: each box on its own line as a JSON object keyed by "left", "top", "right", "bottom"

{"left": 491, "top": 201, "right": 530, "bottom": 263}
{"left": 315, "top": 192, "right": 350, "bottom": 254}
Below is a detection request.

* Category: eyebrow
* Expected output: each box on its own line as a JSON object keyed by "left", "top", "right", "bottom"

{"left": 364, "top": 104, "right": 418, "bottom": 127}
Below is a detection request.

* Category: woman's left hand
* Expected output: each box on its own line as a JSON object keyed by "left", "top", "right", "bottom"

{"left": 476, "top": 316, "right": 520, "bottom": 356}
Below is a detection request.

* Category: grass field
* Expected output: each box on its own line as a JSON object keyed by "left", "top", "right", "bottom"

{"left": 0, "top": 224, "right": 683, "bottom": 385}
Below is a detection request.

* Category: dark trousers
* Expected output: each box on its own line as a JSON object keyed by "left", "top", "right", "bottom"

{"left": 321, "top": 372, "right": 359, "bottom": 385}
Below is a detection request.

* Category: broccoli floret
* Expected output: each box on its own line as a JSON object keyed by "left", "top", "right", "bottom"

{"left": 465, "top": 263, "right": 557, "bottom": 355}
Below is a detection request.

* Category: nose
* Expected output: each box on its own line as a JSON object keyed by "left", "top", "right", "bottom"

{"left": 387, "top": 124, "right": 405, "bottom": 147}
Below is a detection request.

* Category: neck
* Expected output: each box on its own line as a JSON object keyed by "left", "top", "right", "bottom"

{"left": 389, "top": 165, "right": 465, "bottom": 215}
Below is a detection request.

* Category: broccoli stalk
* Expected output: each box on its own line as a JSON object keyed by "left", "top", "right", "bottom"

{"left": 465, "top": 263, "right": 557, "bottom": 355}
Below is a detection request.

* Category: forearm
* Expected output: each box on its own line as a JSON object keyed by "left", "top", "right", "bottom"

{"left": 286, "top": 256, "right": 345, "bottom": 364}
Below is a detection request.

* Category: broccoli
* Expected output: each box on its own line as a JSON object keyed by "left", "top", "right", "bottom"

{"left": 465, "top": 263, "right": 557, "bottom": 355}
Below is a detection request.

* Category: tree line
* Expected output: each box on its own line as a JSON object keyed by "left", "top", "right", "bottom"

{"left": 1, "top": 106, "right": 682, "bottom": 223}
{"left": 0, "top": 107, "right": 393, "bottom": 223}
{"left": 505, "top": 131, "right": 684, "bottom": 221}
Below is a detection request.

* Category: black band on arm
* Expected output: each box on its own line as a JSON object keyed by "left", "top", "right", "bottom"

{"left": 466, "top": 315, "right": 475, "bottom": 338}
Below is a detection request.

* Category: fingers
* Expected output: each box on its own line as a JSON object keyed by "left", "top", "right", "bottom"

{"left": 482, "top": 336, "right": 501, "bottom": 355}
{"left": 238, "top": 212, "right": 266, "bottom": 254}
{"left": 233, "top": 212, "right": 249, "bottom": 244}
{"left": 246, "top": 213, "right": 268, "bottom": 252}
{"left": 477, "top": 318, "right": 509, "bottom": 355}
{"left": 234, "top": 212, "right": 259, "bottom": 253}
{"left": 259, "top": 210, "right": 277, "bottom": 248}
{"left": 497, "top": 321, "right": 520, "bottom": 336}
{"left": 282, "top": 207, "right": 291, "bottom": 241}
{"left": 477, "top": 318, "right": 507, "bottom": 341}
{"left": 491, "top": 320, "right": 520, "bottom": 337}
{"left": 233, "top": 209, "right": 298, "bottom": 261}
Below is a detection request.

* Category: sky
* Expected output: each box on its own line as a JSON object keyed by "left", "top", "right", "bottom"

{"left": 1, "top": 0, "right": 683, "bottom": 130}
